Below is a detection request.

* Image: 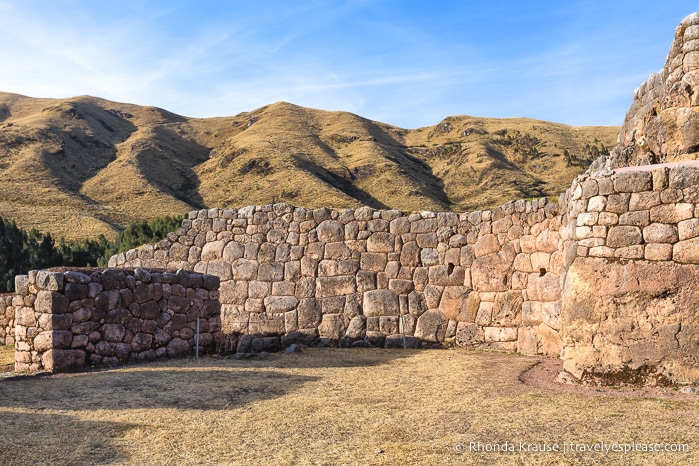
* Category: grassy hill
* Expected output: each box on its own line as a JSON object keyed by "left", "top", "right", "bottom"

{"left": 0, "top": 92, "right": 619, "bottom": 240}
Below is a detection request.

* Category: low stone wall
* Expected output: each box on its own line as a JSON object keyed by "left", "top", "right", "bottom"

{"left": 13, "top": 268, "right": 220, "bottom": 372}
{"left": 0, "top": 295, "right": 15, "bottom": 346}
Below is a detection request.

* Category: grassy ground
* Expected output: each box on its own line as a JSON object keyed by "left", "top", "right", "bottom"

{"left": 0, "top": 345, "right": 12, "bottom": 371}
{"left": 0, "top": 348, "right": 695, "bottom": 465}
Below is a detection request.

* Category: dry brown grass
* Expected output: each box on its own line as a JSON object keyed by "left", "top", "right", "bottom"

{"left": 0, "top": 345, "right": 13, "bottom": 370}
{"left": 0, "top": 348, "right": 695, "bottom": 465}
{"left": 0, "top": 93, "right": 618, "bottom": 241}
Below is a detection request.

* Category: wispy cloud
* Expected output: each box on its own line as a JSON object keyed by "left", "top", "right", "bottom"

{"left": 0, "top": 0, "right": 696, "bottom": 128}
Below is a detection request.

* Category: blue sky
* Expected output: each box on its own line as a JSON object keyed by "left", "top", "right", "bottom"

{"left": 0, "top": 1, "right": 696, "bottom": 128}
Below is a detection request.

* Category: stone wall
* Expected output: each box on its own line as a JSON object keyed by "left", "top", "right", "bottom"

{"left": 559, "top": 162, "right": 699, "bottom": 384}
{"left": 12, "top": 268, "right": 220, "bottom": 372}
{"left": 609, "top": 12, "right": 699, "bottom": 168}
{"left": 110, "top": 198, "right": 568, "bottom": 356}
{"left": 0, "top": 294, "right": 15, "bottom": 346}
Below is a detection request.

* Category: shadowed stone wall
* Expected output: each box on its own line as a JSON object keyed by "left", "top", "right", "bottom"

{"left": 0, "top": 295, "right": 14, "bottom": 346}
{"left": 12, "top": 268, "right": 220, "bottom": 372}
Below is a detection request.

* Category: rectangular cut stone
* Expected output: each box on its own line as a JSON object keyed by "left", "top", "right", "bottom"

{"left": 613, "top": 171, "right": 652, "bottom": 192}
{"left": 673, "top": 238, "right": 699, "bottom": 263}
{"left": 316, "top": 276, "right": 356, "bottom": 298}
{"left": 614, "top": 245, "right": 644, "bottom": 259}
{"left": 650, "top": 203, "right": 693, "bottom": 223}
{"left": 645, "top": 243, "right": 673, "bottom": 261}
{"left": 576, "top": 212, "right": 598, "bottom": 226}
{"left": 589, "top": 246, "right": 614, "bottom": 257}
{"left": 484, "top": 327, "right": 518, "bottom": 342}
{"left": 618, "top": 210, "right": 649, "bottom": 227}
{"left": 678, "top": 218, "right": 699, "bottom": 240}
{"left": 629, "top": 191, "right": 660, "bottom": 210}
{"left": 587, "top": 196, "right": 607, "bottom": 212}
{"left": 607, "top": 226, "right": 642, "bottom": 248}
{"left": 605, "top": 193, "right": 631, "bottom": 213}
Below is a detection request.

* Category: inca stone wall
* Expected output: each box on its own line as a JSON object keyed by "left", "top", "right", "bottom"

{"left": 0, "top": 295, "right": 15, "bottom": 346}
{"left": 559, "top": 162, "right": 699, "bottom": 384}
{"left": 609, "top": 12, "right": 699, "bottom": 168}
{"left": 12, "top": 268, "right": 220, "bottom": 372}
{"left": 111, "top": 200, "right": 568, "bottom": 356}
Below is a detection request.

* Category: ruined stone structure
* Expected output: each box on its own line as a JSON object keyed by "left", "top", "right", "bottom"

{"left": 608, "top": 12, "right": 699, "bottom": 168}
{"left": 0, "top": 295, "right": 15, "bottom": 347}
{"left": 4, "top": 13, "right": 699, "bottom": 384}
{"left": 111, "top": 199, "right": 568, "bottom": 356}
{"left": 9, "top": 268, "right": 220, "bottom": 372}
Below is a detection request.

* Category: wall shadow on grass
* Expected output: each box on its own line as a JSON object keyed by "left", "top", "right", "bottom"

{"left": 0, "top": 368, "right": 317, "bottom": 411}
{"left": 0, "top": 411, "right": 135, "bottom": 465}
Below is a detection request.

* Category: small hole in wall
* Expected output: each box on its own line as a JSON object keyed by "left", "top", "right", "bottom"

{"left": 539, "top": 268, "right": 546, "bottom": 277}
{"left": 447, "top": 263, "right": 455, "bottom": 275}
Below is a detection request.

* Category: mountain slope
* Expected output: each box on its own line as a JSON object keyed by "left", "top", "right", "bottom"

{"left": 0, "top": 92, "right": 619, "bottom": 240}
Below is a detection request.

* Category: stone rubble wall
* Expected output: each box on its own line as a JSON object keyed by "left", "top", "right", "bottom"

{"left": 12, "top": 268, "right": 220, "bottom": 372}
{"left": 0, "top": 295, "right": 15, "bottom": 346}
{"left": 111, "top": 199, "right": 568, "bottom": 356}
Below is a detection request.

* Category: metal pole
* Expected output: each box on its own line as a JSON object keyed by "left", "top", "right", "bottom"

{"left": 400, "top": 313, "right": 406, "bottom": 349}
{"left": 195, "top": 317, "right": 200, "bottom": 360}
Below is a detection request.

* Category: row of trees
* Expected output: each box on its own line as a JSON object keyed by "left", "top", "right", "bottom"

{"left": 0, "top": 215, "right": 183, "bottom": 293}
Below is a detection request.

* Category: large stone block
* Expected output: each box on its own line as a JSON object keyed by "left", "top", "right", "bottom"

{"left": 642, "top": 223, "right": 678, "bottom": 243}
{"left": 318, "top": 314, "right": 345, "bottom": 340}
{"left": 473, "top": 234, "right": 500, "bottom": 257}
{"left": 438, "top": 287, "right": 479, "bottom": 322}
{"left": 363, "top": 289, "right": 399, "bottom": 316}
{"left": 606, "top": 226, "right": 642, "bottom": 248}
{"left": 317, "top": 220, "right": 344, "bottom": 243}
{"left": 674, "top": 237, "right": 699, "bottom": 263}
{"left": 414, "top": 310, "right": 448, "bottom": 343}
{"left": 367, "top": 232, "right": 395, "bottom": 253}
{"left": 248, "top": 313, "right": 285, "bottom": 336}
{"left": 561, "top": 257, "right": 699, "bottom": 384}
{"left": 42, "top": 349, "right": 85, "bottom": 372}
{"left": 471, "top": 252, "right": 511, "bottom": 292}
{"left": 316, "top": 276, "right": 356, "bottom": 298}
{"left": 35, "top": 291, "right": 70, "bottom": 314}
{"left": 34, "top": 330, "right": 72, "bottom": 351}
{"left": 231, "top": 259, "right": 259, "bottom": 281}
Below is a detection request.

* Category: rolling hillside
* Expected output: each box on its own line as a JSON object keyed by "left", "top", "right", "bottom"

{"left": 0, "top": 92, "right": 618, "bottom": 240}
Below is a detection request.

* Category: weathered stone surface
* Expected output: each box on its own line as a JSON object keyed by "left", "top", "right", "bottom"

{"left": 263, "top": 296, "right": 299, "bottom": 314}
{"left": 561, "top": 257, "right": 699, "bottom": 384}
{"left": 360, "top": 252, "right": 387, "bottom": 272}
{"left": 366, "top": 232, "right": 394, "bottom": 253}
{"left": 318, "top": 314, "right": 345, "bottom": 340}
{"left": 606, "top": 226, "right": 642, "bottom": 248}
{"left": 674, "top": 237, "right": 699, "bottom": 263}
{"left": 642, "top": 223, "right": 678, "bottom": 243}
{"left": 473, "top": 234, "right": 500, "bottom": 257}
{"left": 166, "top": 338, "right": 191, "bottom": 357}
{"left": 317, "top": 220, "right": 344, "bottom": 243}
{"left": 35, "top": 290, "right": 70, "bottom": 314}
{"left": 42, "top": 349, "right": 85, "bottom": 372}
{"left": 248, "top": 312, "right": 285, "bottom": 335}
{"left": 414, "top": 310, "right": 448, "bottom": 342}
{"left": 346, "top": 315, "right": 366, "bottom": 339}
{"left": 363, "top": 289, "right": 399, "bottom": 317}
{"left": 471, "top": 252, "right": 511, "bottom": 292}
{"left": 316, "top": 276, "right": 356, "bottom": 298}
{"left": 232, "top": 259, "right": 259, "bottom": 281}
